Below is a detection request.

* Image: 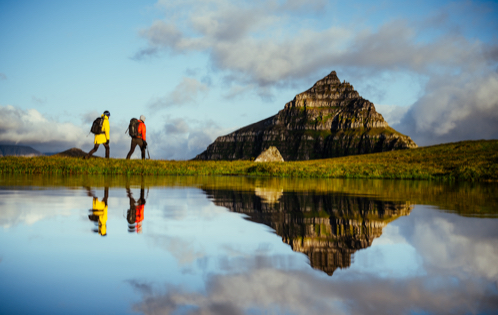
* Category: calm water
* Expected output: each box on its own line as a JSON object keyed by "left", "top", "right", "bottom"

{"left": 1, "top": 175, "right": 497, "bottom": 315}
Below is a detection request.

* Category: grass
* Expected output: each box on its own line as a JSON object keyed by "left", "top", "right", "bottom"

{"left": 0, "top": 140, "right": 497, "bottom": 181}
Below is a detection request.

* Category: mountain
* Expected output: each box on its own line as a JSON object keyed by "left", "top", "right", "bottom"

{"left": 203, "top": 187, "right": 412, "bottom": 276}
{"left": 195, "top": 71, "right": 417, "bottom": 161}
{"left": 0, "top": 145, "right": 43, "bottom": 157}
{"left": 54, "top": 148, "right": 88, "bottom": 157}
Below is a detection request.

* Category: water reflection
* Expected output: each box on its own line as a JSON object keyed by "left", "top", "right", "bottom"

{"left": 1, "top": 174, "right": 497, "bottom": 315}
{"left": 87, "top": 186, "right": 109, "bottom": 236}
{"left": 126, "top": 186, "right": 146, "bottom": 233}
{"left": 204, "top": 187, "right": 413, "bottom": 275}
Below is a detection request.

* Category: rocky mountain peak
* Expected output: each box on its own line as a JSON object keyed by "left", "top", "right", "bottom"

{"left": 195, "top": 70, "right": 417, "bottom": 161}
{"left": 287, "top": 71, "right": 360, "bottom": 109}
{"left": 316, "top": 70, "right": 341, "bottom": 85}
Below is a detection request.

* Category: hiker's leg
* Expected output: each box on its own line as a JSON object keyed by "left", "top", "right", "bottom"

{"left": 103, "top": 143, "right": 110, "bottom": 159}
{"left": 139, "top": 139, "right": 146, "bottom": 160}
{"left": 126, "top": 139, "right": 138, "bottom": 159}
{"left": 85, "top": 144, "right": 100, "bottom": 159}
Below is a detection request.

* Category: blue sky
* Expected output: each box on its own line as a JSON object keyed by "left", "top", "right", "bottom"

{"left": 1, "top": 0, "right": 497, "bottom": 159}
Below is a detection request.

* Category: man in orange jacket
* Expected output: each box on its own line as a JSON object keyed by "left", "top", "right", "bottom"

{"left": 126, "top": 115, "right": 147, "bottom": 160}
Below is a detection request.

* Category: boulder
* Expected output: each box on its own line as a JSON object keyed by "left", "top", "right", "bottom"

{"left": 254, "top": 146, "right": 284, "bottom": 162}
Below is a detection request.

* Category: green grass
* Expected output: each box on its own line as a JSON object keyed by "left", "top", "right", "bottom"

{"left": 1, "top": 140, "right": 497, "bottom": 181}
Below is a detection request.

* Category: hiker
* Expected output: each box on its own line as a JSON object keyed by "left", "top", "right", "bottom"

{"left": 85, "top": 110, "right": 111, "bottom": 159}
{"left": 87, "top": 187, "right": 109, "bottom": 236}
{"left": 126, "top": 186, "right": 146, "bottom": 233}
{"left": 126, "top": 115, "right": 147, "bottom": 160}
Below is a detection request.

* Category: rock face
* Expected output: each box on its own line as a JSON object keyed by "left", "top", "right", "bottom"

{"left": 203, "top": 187, "right": 413, "bottom": 276}
{"left": 195, "top": 71, "right": 417, "bottom": 161}
{"left": 254, "top": 146, "right": 284, "bottom": 162}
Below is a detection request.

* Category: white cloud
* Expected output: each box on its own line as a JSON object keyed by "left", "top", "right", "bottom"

{"left": 374, "top": 104, "right": 410, "bottom": 126}
{"left": 164, "top": 118, "right": 190, "bottom": 134}
{"left": 0, "top": 105, "right": 87, "bottom": 148}
{"left": 129, "top": 266, "right": 498, "bottom": 315}
{"left": 150, "top": 116, "right": 232, "bottom": 160}
{"left": 280, "top": 0, "right": 327, "bottom": 13}
{"left": 0, "top": 105, "right": 222, "bottom": 159}
{"left": 0, "top": 190, "right": 79, "bottom": 228}
{"left": 138, "top": 2, "right": 494, "bottom": 87}
{"left": 149, "top": 77, "right": 209, "bottom": 110}
{"left": 82, "top": 110, "right": 102, "bottom": 124}
{"left": 394, "top": 72, "right": 498, "bottom": 145}
{"left": 409, "top": 208, "right": 498, "bottom": 281}
{"left": 0, "top": 105, "right": 136, "bottom": 157}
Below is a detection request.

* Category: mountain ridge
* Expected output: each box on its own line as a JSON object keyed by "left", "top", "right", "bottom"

{"left": 195, "top": 71, "right": 417, "bottom": 161}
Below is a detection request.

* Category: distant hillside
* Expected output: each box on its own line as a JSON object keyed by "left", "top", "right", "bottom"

{"left": 0, "top": 145, "right": 42, "bottom": 157}
{"left": 54, "top": 148, "right": 89, "bottom": 158}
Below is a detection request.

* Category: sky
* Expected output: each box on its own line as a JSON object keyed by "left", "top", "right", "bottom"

{"left": 1, "top": 0, "right": 497, "bottom": 159}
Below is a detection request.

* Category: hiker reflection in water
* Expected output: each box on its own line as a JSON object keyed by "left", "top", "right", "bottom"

{"left": 126, "top": 187, "right": 146, "bottom": 233}
{"left": 87, "top": 187, "right": 109, "bottom": 236}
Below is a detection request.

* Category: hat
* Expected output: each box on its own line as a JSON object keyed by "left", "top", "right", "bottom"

{"left": 140, "top": 115, "right": 145, "bottom": 121}
{"left": 104, "top": 110, "right": 111, "bottom": 117}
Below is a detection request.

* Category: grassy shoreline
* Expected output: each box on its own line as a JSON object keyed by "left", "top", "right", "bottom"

{"left": 1, "top": 140, "right": 497, "bottom": 181}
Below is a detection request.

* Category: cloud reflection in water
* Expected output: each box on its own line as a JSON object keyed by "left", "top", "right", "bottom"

{"left": 127, "top": 188, "right": 498, "bottom": 315}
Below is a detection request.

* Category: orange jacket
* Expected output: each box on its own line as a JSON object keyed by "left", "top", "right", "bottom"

{"left": 138, "top": 121, "right": 146, "bottom": 141}
{"left": 136, "top": 204, "right": 144, "bottom": 223}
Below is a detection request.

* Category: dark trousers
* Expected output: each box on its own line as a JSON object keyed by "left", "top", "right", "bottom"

{"left": 126, "top": 138, "right": 145, "bottom": 160}
{"left": 86, "top": 143, "right": 110, "bottom": 159}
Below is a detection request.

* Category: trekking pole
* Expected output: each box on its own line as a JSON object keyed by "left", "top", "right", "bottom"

{"left": 147, "top": 147, "right": 150, "bottom": 160}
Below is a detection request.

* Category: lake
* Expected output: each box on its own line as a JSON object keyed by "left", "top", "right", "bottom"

{"left": 1, "top": 175, "right": 497, "bottom": 315}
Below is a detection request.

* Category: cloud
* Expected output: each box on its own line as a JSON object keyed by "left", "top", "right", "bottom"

{"left": 149, "top": 77, "right": 209, "bottom": 110}
{"left": 394, "top": 72, "right": 498, "bottom": 145}
{"left": 164, "top": 118, "right": 190, "bottom": 134}
{"left": 138, "top": 2, "right": 494, "bottom": 86}
{"left": 0, "top": 73, "right": 6, "bottom": 80}
{"left": 126, "top": 206, "right": 498, "bottom": 314}
{"left": 372, "top": 104, "right": 410, "bottom": 126}
{"left": 137, "top": 0, "right": 498, "bottom": 145}
{"left": 0, "top": 105, "right": 223, "bottom": 159}
{"left": 280, "top": 0, "right": 327, "bottom": 13}
{"left": 0, "top": 105, "right": 87, "bottom": 149}
{"left": 82, "top": 110, "right": 102, "bottom": 124}
{"left": 401, "top": 206, "right": 498, "bottom": 281}
{"left": 150, "top": 116, "right": 231, "bottom": 160}
{"left": 0, "top": 190, "right": 75, "bottom": 228}
{"left": 129, "top": 267, "right": 498, "bottom": 315}
{"left": 0, "top": 105, "right": 134, "bottom": 156}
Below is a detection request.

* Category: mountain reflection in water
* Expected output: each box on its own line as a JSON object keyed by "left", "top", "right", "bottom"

{"left": 1, "top": 175, "right": 497, "bottom": 315}
{"left": 204, "top": 188, "right": 413, "bottom": 275}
